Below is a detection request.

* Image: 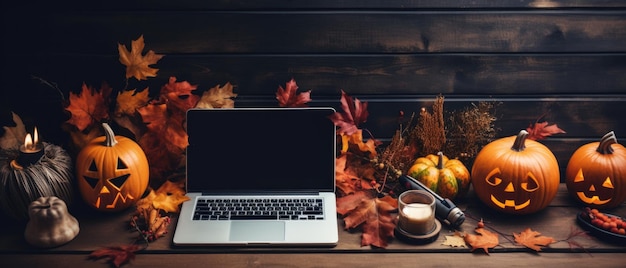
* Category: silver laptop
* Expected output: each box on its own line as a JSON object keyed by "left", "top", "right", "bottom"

{"left": 172, "top": 107, "right": 338, "bottom": 247}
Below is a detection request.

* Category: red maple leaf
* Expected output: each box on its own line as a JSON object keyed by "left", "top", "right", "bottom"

{"left": 526, "top": 121, "right": 566, "bottom": 140}
{"left": 328, "top": 90, "right": 369, "bottom": 135}
{"left": 65, "top": 83, "right": 112, "bottom": 131}
{"left": 159, "top": 76, "right": 200, "bottom": 115}
{"left": 338, "top": 189, "right": 398, "bottom": 248}
{"left": 276, "top": 78, "right": 311, "bottom": 107}
{"left": 89, "top": 244, "right": 142, "bottom": 268}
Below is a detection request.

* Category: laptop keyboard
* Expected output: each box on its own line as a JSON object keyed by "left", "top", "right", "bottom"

{"left": 192, "top": 197, "right": 325, "bottom": 221}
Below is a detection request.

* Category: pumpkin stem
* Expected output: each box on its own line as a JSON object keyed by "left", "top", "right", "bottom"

{"left": 102, "top": 123, "right": 118, "bottom": 147}
{"left": 511, "top": 130, "right": 529, "bottom": 152}
{"left": 436, "top": 151, "right": 444, "bottom": 169}
{"left": 596, "top": 131, "right": 617, "bottom": 154}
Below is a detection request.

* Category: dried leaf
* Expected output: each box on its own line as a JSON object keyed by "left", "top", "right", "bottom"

{"left": 65, "top": 83, "right": 111, "bottom": 131}
{"left": 339, "top": 190, "right": 397, "bottom": 248}
{"left": 276, "top": 78, "right": 311, "bottom": 107}
{"left": 159, "top": 77, "right": 200, "bottom": 114}
{"left": 513, "top": 228, "right": 556, "bottom": 251}
{"left": 196, "top": 82, "right": 238, "bottom": 108}
{"left": 341, "top": 129, "right": 378, "bottom": 157}
{"left": 89, "top": 244, "right": 142, "bottom": 268}
{"left": 442, "top": 233, "right": 467, "bottom": 248}
{"left": 115, "top": 88, "right": 150, "bottom": 117}
{"left": 118, "top": 35, "right": 164, "bottom": 81}
{"left": 136, "top": 180, "right": 190, "bottom": 213}
{"left": 328, "top": 90, "right": 368, "bottom": 135}
{"left": 526, "top": 121, "right": 566, "bottom": 141}
{"left": 464, "top": 220, "right": 500, "bottom": 254}
{"left": 0, "top": 112, "right": 27, "bottom": 150}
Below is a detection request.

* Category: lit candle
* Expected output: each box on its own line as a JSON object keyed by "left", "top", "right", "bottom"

{"left": 398, "top": 203, "right": 435, "bottom": 235}
{"left": 13, "top": 127, "right": 45, "bottom": 168}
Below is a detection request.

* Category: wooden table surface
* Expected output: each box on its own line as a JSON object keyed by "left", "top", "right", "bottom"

{"left": 1, "top": 184, "right": 625, "bottom": 268}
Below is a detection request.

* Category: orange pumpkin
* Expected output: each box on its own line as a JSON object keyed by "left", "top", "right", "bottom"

{"left": 76, "top": 123, "right": 149, "bottom": 212}
{"left": 407, "top": 151, "right": 471, "bottom": 200}
{"left": 566, "top": 131, "right": 626, "bottom": 209}
{"left": 471, "top": 130, "right": 560, "bottom": 214}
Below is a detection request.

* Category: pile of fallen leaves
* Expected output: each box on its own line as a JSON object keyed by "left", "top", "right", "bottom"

{"left": 60, "top": 35, "right": 237, "bottom": 187}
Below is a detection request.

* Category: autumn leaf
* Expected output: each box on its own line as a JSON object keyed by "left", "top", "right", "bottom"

{"left": 136, "top": 180, "right": 190, "bottom": 213}
{"left": 464, "top": 220, "right": 499, "bottom": 254}
{"left": 442, "top": 233, "right": 467, "bottom": 248}
{"left": 118, "top": 35, "right": 164, "bottom": 81}
{"left": 339, "top": 189, "right": 398, "bottom": 248}
{"left": 196, "top": 82, "right": 238, "bottom": 108}
{"left": 328, "top": 90, "right": 369, "bottom": 135}
{"left": 115, "top": 88, "right": 150, "bottom": 117}
{"left": 65, "top": 83, "right": 111, "bottom": 131}
{"left": 159, "top": 77, "right": 200, "bottom": 115}
{"left": 89, "top": 244, "right": 142, "bottom": 268}
{"left": 335, "top": 154, "right": 376, "bottom": 196}
{"left": 514, "top": 228, "right": 556, "bottom": 251}
{"left": 341, "top": 129, "right": 378, "bottom": 156}
{"left": 276, "top": 78, "right": 311, "bottom": 107}
{"left": 526, "top": 121, "right": 566, "bottom": 140}
{"left": 0, "top": 112, "right": 27, "bottom": 150}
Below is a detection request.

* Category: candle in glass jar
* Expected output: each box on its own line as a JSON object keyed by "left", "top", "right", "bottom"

{"left": 399, "top": 203, "right": 434, "bottom": 234}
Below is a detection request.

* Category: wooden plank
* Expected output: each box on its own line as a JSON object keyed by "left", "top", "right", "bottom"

{"left": 4, "top": 11, "right": 626, "bottom": 54}
{"left": 4, "top": 54, "right": 626, "bottom": 97}
{"left": 5, "top": 0, "right": 626, "bottom": 10}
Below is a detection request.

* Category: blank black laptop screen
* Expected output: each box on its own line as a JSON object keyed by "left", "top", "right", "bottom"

{"left": 185, "top": 108, "right": 336, "bottom": 194}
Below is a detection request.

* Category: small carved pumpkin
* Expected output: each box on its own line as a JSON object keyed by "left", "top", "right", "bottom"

{"left": 471, "top": 130, "right": 560, "bottom": 214}
{"left": 24, "top": 196, "right": 79, "bottom": 248}
{"left": 76, "top": 123, "right": 149, "bottom": 212}
{"left": 407, "top": 151, "right": 471, "bottom": 200}
{"left": 565, "top": 131, "right": 626, "bottom": 209}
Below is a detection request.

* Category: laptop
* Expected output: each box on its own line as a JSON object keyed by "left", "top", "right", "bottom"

{"left": 172, "top": 107, "right": 339, "bottom": 247}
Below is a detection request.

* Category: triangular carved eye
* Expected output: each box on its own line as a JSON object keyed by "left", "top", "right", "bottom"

{"left": 84, "top": 176, "right": 99, "bottom": 189}
{"left": 89, "top": 160, "right": 98, "bottom": 172}
{"left": 602, "top": 177, "right": 614, "bottom": 189}
{"left": 110, "top": 174, "right": 131, "bottom": 189}
{"left": 117, "top": 158, "right": 128, "bottom": 170}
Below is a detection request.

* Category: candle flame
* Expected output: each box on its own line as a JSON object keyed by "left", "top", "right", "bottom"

{"left": 23, "top": 127, "right": 40, "bottom": 150}
{"left": 24, "top": 134, "right": 33, "bottom": 149}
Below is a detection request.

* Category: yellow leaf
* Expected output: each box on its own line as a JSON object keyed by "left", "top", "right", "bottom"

{"left": 442, "top": 233, "right": 467, "bottom": 248}
{"left": 115, "top": 88, "right": 150, "bottom": 116}
{"left": 136, "top": 180, "right": 190, "bottom": 213}
{"left": 118, "top": 35, "right": 164, "bottom": 81}
{"left": 195, "top": 82, "right": 238, "bottom": 109}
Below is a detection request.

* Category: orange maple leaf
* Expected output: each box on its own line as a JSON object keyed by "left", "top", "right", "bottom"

{"left": 339, "top": 189, "right": 398, "bottom": 248}
{"left": 464, "top": 220, "right": 500, "bottom": 254}
{"left": 65, "top": 83, "right": 111, "bottom": 131}
{"left": 115, "top": 88, "right": 150, "bottom": 117}
{"left": 328, "top": 90, "right": 369, "bottom": 135}
{"left": 118, "top": 35, "right": 164, "bottom": 81}
{"left": 196, "top": 82, "right": 238, "bottom": 108}
{"left": 335, "top": 154, "right": 376, "bottom": 196}
{"left": 136, "top": 180, "right": 190, "bottom": 213}
{"left": 341, "top": 129, "right": 378, "bottom": 156}
{"left": 514, "top": 228, "right": 556, "bottom": 251}
{"left": 276, "top": 78, "right": 311, "bottom": 107}
{"left": 159, "top": 77, "right": 200, "bottom": 115}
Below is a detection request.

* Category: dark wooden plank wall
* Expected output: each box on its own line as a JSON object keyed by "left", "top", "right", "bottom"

{"left": 2, "top": 1, "right": 626, "bottom": 179}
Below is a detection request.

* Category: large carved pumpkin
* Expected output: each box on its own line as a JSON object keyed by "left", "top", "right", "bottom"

{"left": 471, "top": 130, "right": 560, "bottom": 214}
{"left": 76, "top": 123, "right": 149, "bottom": 212}
{"left": 565, "top": 131, "right": 626, "bottom": 209}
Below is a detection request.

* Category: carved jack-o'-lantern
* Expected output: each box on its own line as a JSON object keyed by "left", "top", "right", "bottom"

{"left": 76, "top": 123, "right": 149, "bottom": 212}
{"left": 566, "top": 131, "right": 626, "bottom": 209}
{"left": 471, "top": 130, "right": 560, "bottom": 214}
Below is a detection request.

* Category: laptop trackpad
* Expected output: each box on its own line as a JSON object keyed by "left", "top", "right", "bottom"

{"left": 229, "top": 221, "right": 285, "bottom": 242}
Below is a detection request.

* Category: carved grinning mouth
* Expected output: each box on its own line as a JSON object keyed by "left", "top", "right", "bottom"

{"left": 576, "top": 192, "right": 611, "bottom": 205}
{"left": 490, "top": 195, "right": 530, "bottom": 210}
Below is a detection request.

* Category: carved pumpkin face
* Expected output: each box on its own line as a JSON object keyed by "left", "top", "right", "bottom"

{"left": 76, "top": 123, "right": 149, "bottom": 212}
{"left": 472, "top": 130, "right": 560, "bottom": 215}
{"left": 566, "top": 131, "right": 626, "bottom": 209}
